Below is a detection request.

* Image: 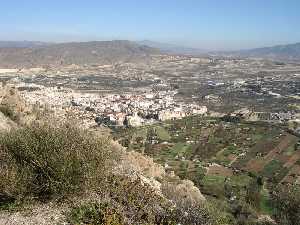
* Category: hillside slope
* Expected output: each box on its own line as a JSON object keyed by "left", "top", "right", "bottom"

{"left": 0, "top": 41, "right": 50, "bottom": 48}
{"left": 235, "top": 42, "right": 300, "bottom": 61}
{"left": 0, "top": 86, "right": 210, "bottom": 225}
{"left": 0, "top": 40, "right": 159, "bottom": 68}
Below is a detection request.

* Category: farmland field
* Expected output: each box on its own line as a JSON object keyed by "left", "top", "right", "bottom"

{"left": 113, "top": 115, "right": 300, "bottom": 215}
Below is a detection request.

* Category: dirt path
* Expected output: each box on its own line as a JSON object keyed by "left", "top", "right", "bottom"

{"left": 281, "top": 165, "right": 300, "bottom": 184}
{"left": 0, "top": 203, "right": 66, "bottom": 225}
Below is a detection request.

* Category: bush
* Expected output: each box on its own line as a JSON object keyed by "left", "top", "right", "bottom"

{"left": 206, "top": 199, "right": 235, "bottom": 225}
{"left": 101, "top": 175, "right": 212, "bottom": 225}
{"left": 0, "top": 122, "right": 115, "bottom": 201}
{"left": 103, "top": 174, "right": 170, "bottom": 225}
{"left": 68, "top": 202, "right": 124, "bottom": 225}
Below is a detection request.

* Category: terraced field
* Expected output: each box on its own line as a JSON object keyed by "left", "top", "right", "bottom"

{"left": 113, "top": 115, "right": 300, "bottom": 214}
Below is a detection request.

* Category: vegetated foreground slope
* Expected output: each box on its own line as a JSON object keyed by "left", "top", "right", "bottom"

{"left": 0, "top": 40, "right": 159, "bottom": 68}
{"left": 0, "top": 86, "right": 214, "bottom": 225}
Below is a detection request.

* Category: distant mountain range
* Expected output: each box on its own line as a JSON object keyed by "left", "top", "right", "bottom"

{"left": 226, "top": 42, "right": 300, "bottom": 61}
{"left": 0, "top": 41, "right": 51, "bottom": 48}
{"left": 139, "top": 41, "right": 300, "bottom": 61}
{"left": 0, "top": 40, "right": 300, "bottom": 68}
{"left": 0, "top": 40, "right": 159, "bottom": 68}
{"left": 138, "top": 40, "right": 206, "bottom": 55}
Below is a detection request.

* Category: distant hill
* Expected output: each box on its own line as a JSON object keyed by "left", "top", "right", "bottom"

{"left": 232, "top": 42, "right": 300, "bottom": 61}
{"left": 0, "top": 41, "right": 51, "bottom": 48}
{"left": 0, "top": 40, "right": 159, "bottom": 68}
{"left": 138, "top": 40, "right": 206, "bottom": 55}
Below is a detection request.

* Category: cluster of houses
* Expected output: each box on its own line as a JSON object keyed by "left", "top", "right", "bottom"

{"left": 17, "top": 83, "right": 208, "bottom": 127}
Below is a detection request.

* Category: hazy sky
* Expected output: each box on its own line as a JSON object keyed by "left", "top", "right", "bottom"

{"left": 1, "top": 0, "right": 300, "bottom": 50}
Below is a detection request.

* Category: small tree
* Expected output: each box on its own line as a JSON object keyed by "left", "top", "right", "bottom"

{"left": 246, "top": 177, "right": 263, "bottom": 210}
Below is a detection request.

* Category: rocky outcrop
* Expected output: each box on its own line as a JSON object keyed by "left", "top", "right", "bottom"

{"left": 0, "top": 86, "right": 27, "bottom": 114}
{"left": 120, "top": 150, "right": 166, "bottom": 178}
{"left": 113, "top": 142, "right": 206, "bottom": 203}
{"left": 162, "top": 179, "right": 206, "bottom": 206}
{"left": 0, "top": 84, "right": 35, "bottom": 126}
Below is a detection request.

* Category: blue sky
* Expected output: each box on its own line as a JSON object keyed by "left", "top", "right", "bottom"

{"left": 1, "top": 0, "right": 300, "bottom": 50}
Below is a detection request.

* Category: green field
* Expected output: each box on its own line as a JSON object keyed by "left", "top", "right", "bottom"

{"left": 113, "top": 115, "right": 300, "bottom": 217}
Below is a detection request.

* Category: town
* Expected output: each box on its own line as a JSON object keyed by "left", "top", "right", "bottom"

{"left": 14, "top": 82, "right": 208, "bottom": 128}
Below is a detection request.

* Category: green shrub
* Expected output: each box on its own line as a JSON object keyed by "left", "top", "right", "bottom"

{"left": 103, "top": 174, "right": 170, "bottom": 225}
{"left": 0, "top": 122, "right": 115, "bottom": 201}
{"left": 206, "top": 199, "right": 235, "bottom": 225}
{"left": 68, "top": 202, "right": 124, "bottom": 225}
{"left": 103, "top": 175, "right": 212, "bottom": 225}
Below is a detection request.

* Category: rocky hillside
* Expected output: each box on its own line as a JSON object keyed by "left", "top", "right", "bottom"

{"left": 0, "top": 40, "right": 159, "bottom": 68}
